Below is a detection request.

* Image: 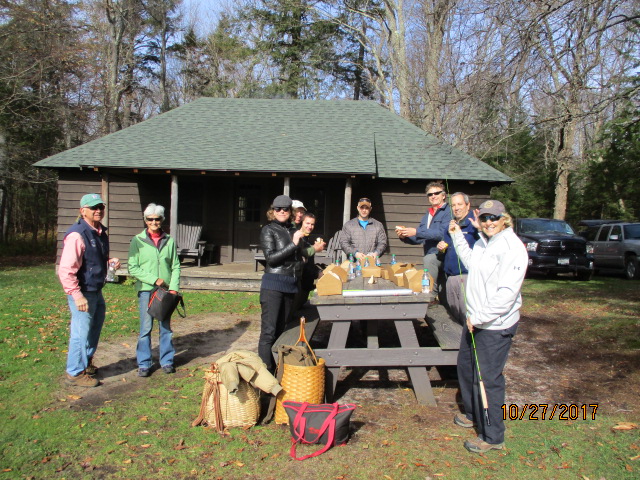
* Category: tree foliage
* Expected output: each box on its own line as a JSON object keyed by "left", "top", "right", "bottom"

{"left": 1, "top": 0, "right": 639, "bottom": 246}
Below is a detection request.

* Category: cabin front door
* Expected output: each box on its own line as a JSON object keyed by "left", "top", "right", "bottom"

{"left": 233, "top": 184, "right": 263, "bottom": 262}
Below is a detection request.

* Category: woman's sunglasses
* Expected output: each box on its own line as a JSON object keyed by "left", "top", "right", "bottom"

{"left": 479, "top": 214, "right": 502, "bottom": 223}
{"left": 274, "top": 207, "right": 290, "bottom": 212}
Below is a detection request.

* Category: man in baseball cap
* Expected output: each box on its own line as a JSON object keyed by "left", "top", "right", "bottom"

{"left": 339, "top": 197, "right": 387, "bottom": 261}
{"left": 58, "top": 193, "right": 120, "bottom": 387}
{"left": 291, "top": 199, "right": 306, "bottom": 228}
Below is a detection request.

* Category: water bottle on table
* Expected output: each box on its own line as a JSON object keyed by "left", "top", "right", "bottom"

{"left": 421, "top": 268, "right": 430, "bottom": 293}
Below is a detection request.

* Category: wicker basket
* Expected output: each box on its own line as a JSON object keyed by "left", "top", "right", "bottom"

{"left": 192, "top": 363, "right": 260, "bottom": 432}
{"left": 275, "top": 357, "right": 326, "bottom": 424}
{"left": 274, "top": 317, "right": 326, "bottom": 425}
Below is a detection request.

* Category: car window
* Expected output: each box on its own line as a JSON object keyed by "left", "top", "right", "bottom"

{"left": 609, "top": 225, "right": 622, "bottom": 240}
{"left": 519, "top": 219, "right": 575, "bottom": 235}
{"left": 596, "top": 226, "right": 610, "bottom": 241}
{"left": 583, "top": 226, "right": 600, "bottom": 241}
{"left": 623, "top": 224, "right": 640, "bottom": 240}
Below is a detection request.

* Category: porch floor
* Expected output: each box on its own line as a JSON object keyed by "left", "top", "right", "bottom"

{"left": 178, "top": 261, "right": 263, "bottom": 292}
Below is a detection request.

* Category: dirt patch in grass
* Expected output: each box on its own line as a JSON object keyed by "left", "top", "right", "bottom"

{"left": 57, "top": 302, "right": 639, "bottom": 421}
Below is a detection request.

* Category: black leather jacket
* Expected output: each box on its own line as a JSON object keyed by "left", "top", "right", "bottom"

{"left": 260, "top": 221, "right": 302, "bottom": 277}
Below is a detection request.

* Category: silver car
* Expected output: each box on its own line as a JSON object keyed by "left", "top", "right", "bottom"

{"left": 581, "top": 222, "right": 640, "bottom": 279}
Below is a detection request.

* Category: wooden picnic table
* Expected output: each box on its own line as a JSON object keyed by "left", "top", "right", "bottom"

{"left": 310, "top": 276, "right": 461, "bottom": 406}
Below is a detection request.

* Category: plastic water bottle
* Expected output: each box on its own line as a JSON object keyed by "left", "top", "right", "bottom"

{"left": 421, "top": 268, "right": 430, "bottom": 293}
{"left": 347, "top": 261, "right": 355, "bottom": 281}
{"left": 390, "top": 254, "right": 397, "bottom": 266}
{"left": 375, "top": 256, "right": 381, "bottom": 267}
{"left": 355, "top": 261, "right": 362, "bottom": 277}
{"left": 364, "top": 257, "right": 370, "bottom": 267}
{"left": 106, "top": 261, "right": 118, "bottom": 283}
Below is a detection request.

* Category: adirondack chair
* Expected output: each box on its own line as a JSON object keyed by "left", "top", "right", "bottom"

{"left": 175, "top": 221, "right": 208, "bottom": 267}
{"left": 324, "top": 230, "right": 343, "bottom": 264}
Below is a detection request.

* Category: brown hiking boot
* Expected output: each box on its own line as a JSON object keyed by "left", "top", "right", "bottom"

{"left": 86, "top": 359, "right": 98, "bottom": 376}
{"left": 65, "top": 372, "right": 99, "bottom": 387}
{"left": 454, "top": 413, "right": 475, "bottom": 428}
{"left": 463, "top": 436, "right": 504, "bottom": 453}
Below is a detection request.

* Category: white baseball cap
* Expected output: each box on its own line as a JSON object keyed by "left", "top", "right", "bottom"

{"left": 292, "top": 200, "right": 306, "bottom": 210}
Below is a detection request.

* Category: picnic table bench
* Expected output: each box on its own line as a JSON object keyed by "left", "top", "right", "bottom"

{"left": 309, "top": 277, "right": 461, "bottom": 406}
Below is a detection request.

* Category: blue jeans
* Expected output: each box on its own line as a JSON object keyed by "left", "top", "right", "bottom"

{"left": 66, "top": 291, "right": 106, "bottom": 376}
{"left": 136, "top": 290, "right": 175, "bottom": 369}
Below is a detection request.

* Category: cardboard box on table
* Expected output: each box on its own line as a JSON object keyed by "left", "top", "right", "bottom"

{"left": 388, "top": 263, "right": 413, "bottom": 286}
{"left": 362, "top": 266, "right": 382, "bottom": 278}
{"left": 316, "top": 269, "right": 343, "bottom": 296}
{"left": 324, "top": 264, "right": 347, "bottom": 282}
{"left": 403, "top": 268, "right": 435, "bottom": 293}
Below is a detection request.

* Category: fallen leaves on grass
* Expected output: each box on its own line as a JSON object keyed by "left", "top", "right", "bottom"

{"left": 612, "top": 422, "right": 638, "bottom": 431}
{"left": 174, "top": 439, "right": 188, "bottom": 450}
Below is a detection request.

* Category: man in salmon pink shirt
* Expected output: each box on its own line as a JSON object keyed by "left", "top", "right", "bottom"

{"left": 58, "top": 193, "right": 120, "bottom": 387}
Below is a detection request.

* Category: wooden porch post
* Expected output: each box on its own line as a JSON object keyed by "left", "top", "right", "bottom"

{"left": 284, "top": 176, "right": 290, "bottom": 196}
{"left": 343, "top": 177, "right": 352, "bottom": 224}
{"left": 101, "top": 174, "right": 109, "bottom": 227}
{"left": 170, "top": 175, "right": 178, "bottom": 234}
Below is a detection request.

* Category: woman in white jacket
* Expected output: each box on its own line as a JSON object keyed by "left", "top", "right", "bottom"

{"left": 449, "top": 200, "right": 528, "bottom": 454}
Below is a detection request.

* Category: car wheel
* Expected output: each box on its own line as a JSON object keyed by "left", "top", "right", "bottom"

{"left": 624, "top": 255, "right": 638, "bottom": 280}
{"left": 576, "top": 270, "right": 593, "bottom": 281}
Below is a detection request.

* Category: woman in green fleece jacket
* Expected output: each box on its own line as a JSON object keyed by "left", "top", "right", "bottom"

{"left": 128, "top": 204, "right": 181, "bottom": 377}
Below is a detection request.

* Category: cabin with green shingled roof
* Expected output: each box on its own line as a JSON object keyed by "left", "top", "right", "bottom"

{"left": 35, "top": 98, "right": 512, "bottom": 267}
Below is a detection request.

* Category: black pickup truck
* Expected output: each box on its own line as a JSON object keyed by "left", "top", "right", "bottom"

{"left": 514, "top": 218, "right": 594, "bottom": 280}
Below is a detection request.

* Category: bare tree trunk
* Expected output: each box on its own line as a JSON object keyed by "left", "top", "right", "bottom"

{"left": 419, "top": 0, "right": 457, "bottom": 133}
{"left": 383, "top": 0, "right": 410, "bottom": 118}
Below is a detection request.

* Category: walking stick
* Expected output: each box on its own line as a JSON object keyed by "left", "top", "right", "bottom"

{"left": 445, "top": 180, "right": 491, "bottom": 426}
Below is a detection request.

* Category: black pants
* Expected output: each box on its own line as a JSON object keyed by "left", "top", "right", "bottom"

{"left": 259, "top": 288, "right": 295, "bottom": 372}
{"left": 457, "top": 322, "right": 518, "bottom": 444}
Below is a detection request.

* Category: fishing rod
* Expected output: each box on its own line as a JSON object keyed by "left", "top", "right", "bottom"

{"left": 444, "top": 179, "right": 491, "bottom": 427}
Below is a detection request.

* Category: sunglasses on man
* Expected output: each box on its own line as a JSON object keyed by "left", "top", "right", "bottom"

{"left": 427, "top": 191, "right": 444, "bottom": 197}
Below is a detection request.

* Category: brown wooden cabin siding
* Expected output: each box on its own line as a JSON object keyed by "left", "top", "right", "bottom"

{"left": 56, "top": 172, "right": 103, "bottom": 265}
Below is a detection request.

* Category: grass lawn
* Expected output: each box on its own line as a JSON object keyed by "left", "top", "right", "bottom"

{"left": 1, "top": 264, "right": 638, "bottom": 479}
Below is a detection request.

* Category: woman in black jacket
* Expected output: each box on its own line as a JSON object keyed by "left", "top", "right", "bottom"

{"left": 258, "top": 195, "right": 304, "bottom": 371}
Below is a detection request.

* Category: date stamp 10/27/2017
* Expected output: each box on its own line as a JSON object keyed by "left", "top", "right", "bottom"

{"left": 502, "top": 404, "right": 598, "bottom": 421}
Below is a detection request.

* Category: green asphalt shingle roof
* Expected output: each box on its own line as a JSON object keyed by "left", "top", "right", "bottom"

{"left": 35, "top": 98, "right": 512, "bottom": 182}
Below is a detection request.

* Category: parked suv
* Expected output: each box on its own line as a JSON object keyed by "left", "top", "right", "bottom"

{"left": 579, "top": 222, "right": 640, "bottom": 279}
{"left": 514, "top": 218, "right": 594, "bottom": 280}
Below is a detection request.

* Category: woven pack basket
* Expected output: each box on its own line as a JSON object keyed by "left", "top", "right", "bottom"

{"left": 192, "top": 363, "right": 260, "bottom": 432}
{"left": 274, "top": 318, "right": 326, "bottom": 425}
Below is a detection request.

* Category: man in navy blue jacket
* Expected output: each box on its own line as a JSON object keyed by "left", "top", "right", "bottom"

{"left": 439, "top": 192, "right": 479, "bottom": 323}
{"left": 396, "top": 182, "right": 451, "bottom": 294}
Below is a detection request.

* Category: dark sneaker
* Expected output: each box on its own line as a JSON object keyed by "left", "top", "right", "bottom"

{"left": 65, "top": 372, "right": 99, "bottom": 388}
{"left": 138, "top": 368, "right": 151, "bottom": 377}
{"left": 86, "top": 359, "right": 98, "bottom": 376}
{"left": 464, "top": 436, "right": 504, "bottom": 453}
{"left": 454, "top": 413, "right": 475, "bottom": 428}
{"left": 162, "top": 365, "right": 175, "bottom": 374}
